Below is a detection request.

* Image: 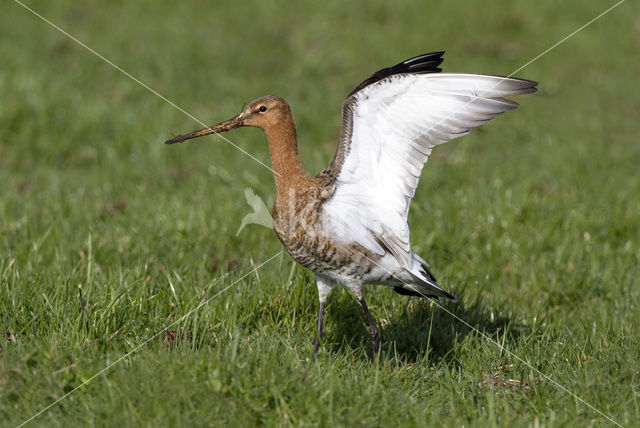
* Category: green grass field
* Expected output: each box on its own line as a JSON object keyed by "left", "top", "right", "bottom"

{"left": 2, "top": 0, "right": 639, "bottom": 426}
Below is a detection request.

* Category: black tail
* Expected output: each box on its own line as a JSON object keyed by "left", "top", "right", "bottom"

{"left": 393, "top": 263, "right": 457, "bottom": 301}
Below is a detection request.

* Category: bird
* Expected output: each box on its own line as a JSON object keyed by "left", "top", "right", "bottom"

{"left": 165, "top": 51, "right": 537, "bottom": 353}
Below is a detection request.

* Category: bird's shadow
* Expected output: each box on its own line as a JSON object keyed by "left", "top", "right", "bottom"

{"left": 324, "top": 288, "right": 527, "bottom": 365}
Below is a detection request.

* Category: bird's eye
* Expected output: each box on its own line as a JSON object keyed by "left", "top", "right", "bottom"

{"left": 258, "top": 105, "right": 268, "bottom": 112}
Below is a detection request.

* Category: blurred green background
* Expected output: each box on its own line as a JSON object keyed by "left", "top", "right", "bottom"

{"left": 1, "top": 0, "right": 638, "bottom": 426}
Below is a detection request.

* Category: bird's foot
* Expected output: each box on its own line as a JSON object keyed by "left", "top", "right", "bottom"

{"left": 312, "top": 336, "right": 321, "bottom": 354}
{"left": 369, "top": 327, "right": 380, "bottom": 355}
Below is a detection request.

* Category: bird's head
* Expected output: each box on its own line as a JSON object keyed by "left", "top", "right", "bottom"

{"left": 164, "top": 95, "right": 291, "bottom": 144}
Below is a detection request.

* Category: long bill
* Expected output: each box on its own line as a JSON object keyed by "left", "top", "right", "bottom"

{"left": 164, "top": 114, "right": 244, "bottom": 144}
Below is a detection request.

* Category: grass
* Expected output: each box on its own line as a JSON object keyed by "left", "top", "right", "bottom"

{"left": 1, "top": 0, "right": 639, "bottom": 426}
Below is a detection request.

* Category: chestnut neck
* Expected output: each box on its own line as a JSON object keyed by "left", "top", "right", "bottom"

{"left": 264, "top": 116, "right": 311, "bottom": 194}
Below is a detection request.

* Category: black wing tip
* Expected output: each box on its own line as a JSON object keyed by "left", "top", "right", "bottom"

{"left": 524, "top": 80, "right": 540, "bottom": 92}
{"left": 507, "top": 76, "right": 539, "bottom": 90}
{"left": 348, "top": 50, "right": 446, "bottom": 97}
{"left": 402, "top": 51, "right": 445, "bottom": 73}
{"left": 395, "top": 51, "right": 446, "bottom": 75}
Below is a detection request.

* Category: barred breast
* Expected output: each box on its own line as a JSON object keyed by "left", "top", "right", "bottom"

{"left": 272, "top": 185, "right": 379, "bottom": 281}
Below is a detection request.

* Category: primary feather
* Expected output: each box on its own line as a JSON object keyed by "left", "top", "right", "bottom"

{"left": 320, "top": 60, "right": 537, "bottom": 291}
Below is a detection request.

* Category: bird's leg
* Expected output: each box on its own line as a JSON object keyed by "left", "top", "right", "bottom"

{"left": 312, "top": 300, "right": 325, "bottom": 353}
{"left": 312, "top": 274, "right": 335, "bottom": 353}
{"left": 359, "top": 296, "right": 380, "bottom": 354}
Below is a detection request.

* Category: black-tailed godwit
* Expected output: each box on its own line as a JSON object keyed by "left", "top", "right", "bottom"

{"left": 165, "top": 52, "right": 537, "bottom": 353}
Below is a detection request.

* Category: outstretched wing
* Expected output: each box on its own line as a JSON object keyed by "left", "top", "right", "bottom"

{"left": 319, "top": 54, "right": 537, "bottom": 268}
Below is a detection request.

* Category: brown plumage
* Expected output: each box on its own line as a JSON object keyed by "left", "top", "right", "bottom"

{"left": 165, "top": 52, "right": 537, "bottom": 353}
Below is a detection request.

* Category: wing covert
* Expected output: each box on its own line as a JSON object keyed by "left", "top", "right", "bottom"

{"left": 319, "top": 65, "right": 537, "bottom": 267}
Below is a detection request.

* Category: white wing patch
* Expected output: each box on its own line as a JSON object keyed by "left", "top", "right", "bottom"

{"left": 322, "top": 73, "right": 536, "bottom": 267}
